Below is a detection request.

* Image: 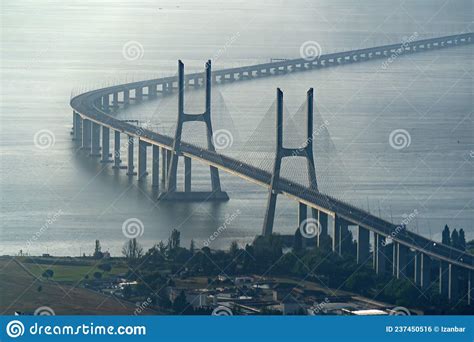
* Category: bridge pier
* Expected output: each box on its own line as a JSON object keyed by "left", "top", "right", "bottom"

{"left": 126, "top": 135, "right": 136, "bottom": 176}
{"left": 102, "top": 95, "right": 109, "bottom": 112}
{"left": 468, "top": 271, "right": 473, "bottom": 305}
{"left": 81, "top": 119, "right": 91, "bottom": 150}
{"left": 163, "top": 60, "right": 228, "bottom": 201}
{"left": 113, "top": 92, "right": 119, "bottom": 108}
{"left": 148, "top": 85, "right": 157, "bottom": 98}
{"left": 152, "top": 145, "right": 160, "bottom": 190}
{"left": 136, "top": 88, "right": 143, "bottom": 102}
{"left": 373, "top": 233, "right": 386, "bottom": 275}
{"left": 392, "top": 243, "right": 398, "bottom": 276}
{"left": 124, "top": 90, "right": 130, "bottom": 107}
{"left": 356, "top": 226, "right": 370, "bottom": 264}
{"left": 419, "top": 253, "right": 431, "bottom": 290}
{"left": 112, "top": 130, "right": 124, "bottom": 169}
{"left": 331, "top": 215, "right": 342, "bottom": 255}
{"left": 396, "top": 243, "right": 408, "bottom": 279}
{"left": 184, "top": 156, "right": 192, "bottom": 192}
{"left": 100, "top": 126, "right": 113, "bottom": 163}
{"left": 161, "top": 148, "right": 168, "bottom": 188}
{"left": 138, "top": 139, "right": 149, "bottom": 181}
{"left": 73, "top": 112, "right": 82, "bottom": 145}
{"left": 439, "top": 261, "right": 449, "bottom": 298}
{"left": 90, "top": 122, "right": 101, "bottom": 157}
{"left": 316, "top": 210, "right": 328, "bottom": 248}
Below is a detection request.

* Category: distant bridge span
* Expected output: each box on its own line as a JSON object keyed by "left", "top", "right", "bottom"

{"left": 71, "top": 33, "right": 474, "bottom": 303}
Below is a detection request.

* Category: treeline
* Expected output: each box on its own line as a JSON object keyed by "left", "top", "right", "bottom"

{"left": 441, "top": 225, "right": 467, "bottom": 251}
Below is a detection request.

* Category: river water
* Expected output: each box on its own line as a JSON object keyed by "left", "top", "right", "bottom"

{"left": 1, "top": 0, "right": 472, "bottom": 256}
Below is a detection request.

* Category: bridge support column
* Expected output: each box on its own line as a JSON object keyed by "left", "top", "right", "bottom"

{"left": 112, "top": 131, "right": 123, "bottom": 169}
{"left": 138, "top": 139, "right": 149, "bottom": 180}
{"left": 356, "top": 226, "right": 370, "bottom": 264}
{"left": 113, "top": 92, "right": 119, "bottom": 108}
{"left": 316, "top": 211, "right": 328, "bottom": 248}
{"left": 126, "top": 135, "right": 136, "bottom": 176}
{"left": 373, "top": 233, "right": 386, "bottom": 275}
{"left": 82, "top": 119, "right": 91, "bottom": 150}
{"left": 152, "top": 145, "right": 160, "bottom": 189}
{"left": 102, "top": 95, "right": 109, "bottom": 112}
{"left": 184, "top": 156, "right": 191, "bottom": 192}
{"left": 161, "top": 148, "right": 167, "bottom": 188}
{"left": 136, "top": 88, "right": 143, "bottom": 102}
{"left": 396, "top": 243, "right": 408, "bottom": 279}
{"left": 392, "top": 243, "right": 398, "bottom": 276}
{"left": 124, "top": 90, "right": 130, "bottom": 107}
{"left": 101, "top": 126, "right": 112, "bottom": 163}
{"left": 148, "top": 85, "right": 157, "bottom": 98}
{"left": 439, "top": 261, "right": 449, "bottom": 298}
{"left": 468, "top": 271, "right": 473, "bottom": 306}
{"left": 331, "top": 215, "right": 342, "bottom": 255}
{"left": 90, "top": 122, "right": 101, "bottom": 157}
{"left": 73, "top": 112, "right": 82, "bottom": 145}
{"left": 163, "top": 60, "right": 228, "bottom": 201}
{"left": 448, "top": 264, "right": 458, "bottom": 302}
{"left": 419, "top": 253, "right": 431, "bottom": 290}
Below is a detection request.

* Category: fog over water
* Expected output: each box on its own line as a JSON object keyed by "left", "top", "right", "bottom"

{"left": 1, "top": 0, "right": 472, "bottom": 256}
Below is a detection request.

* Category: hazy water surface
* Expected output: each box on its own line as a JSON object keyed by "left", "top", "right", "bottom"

{"left": 1, "top": 0, "right": 472, "bottom": 256}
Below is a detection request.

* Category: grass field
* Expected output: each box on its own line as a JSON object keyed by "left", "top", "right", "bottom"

{"left": 0, "top": 257, "right": 155, "bottom": 315}
{"left": 21, "top": 259, "right": 129, "bottom": 283}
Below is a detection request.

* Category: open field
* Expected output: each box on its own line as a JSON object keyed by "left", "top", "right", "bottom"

{"left": 17, "top": 257, "right": 129, "bottom": 284}
{"left": 0, "top": 257, "right": 155, "bottom": 315}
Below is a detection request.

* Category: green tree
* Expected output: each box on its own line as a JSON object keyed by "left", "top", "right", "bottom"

{"left": 172, "top": 290, "right": 188, "bottom": 313}
{"left": 442, "top": 225, "right": 451, "bottom": 245}
{"left": 168, "top": 229, "right": 181, "bottom": 250}
{"left": 94, "top": 239, "right": 103, "bottom": 259}
{"left": 229, "top": 241, "right": 239, "bottom": 257}
{"left": 459, "top": 229, "right": 466, "bottom": 250}
{"left": 451, "top": 229, "right": 460, "bottom": 249}
{"left": 42, "top": 269, "right": 54, "bottom": 279}
{"left": 98, "top": 263, "right": 112, "bottom": 272}
{"left": 122, "top": 238, "right": 144, "bottom": 262}
{"left": 123, "top": 285, "right": 132, "bottom": 299}
{"left": 93, "top": 272, "right": 102, "bottom": 280}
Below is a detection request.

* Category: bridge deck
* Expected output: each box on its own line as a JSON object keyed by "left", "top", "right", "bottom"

{"left": 70, "top": 32, "right": 474, "bottom": 271}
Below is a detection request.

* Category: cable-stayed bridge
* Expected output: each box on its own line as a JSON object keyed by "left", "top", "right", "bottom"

{"left": 70, "top": 33, "right": 473, "bottom": 304}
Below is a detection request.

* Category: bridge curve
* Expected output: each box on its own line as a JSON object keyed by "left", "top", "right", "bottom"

{"left": 70, "top": 33, "right": 474, "bottom": 301}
